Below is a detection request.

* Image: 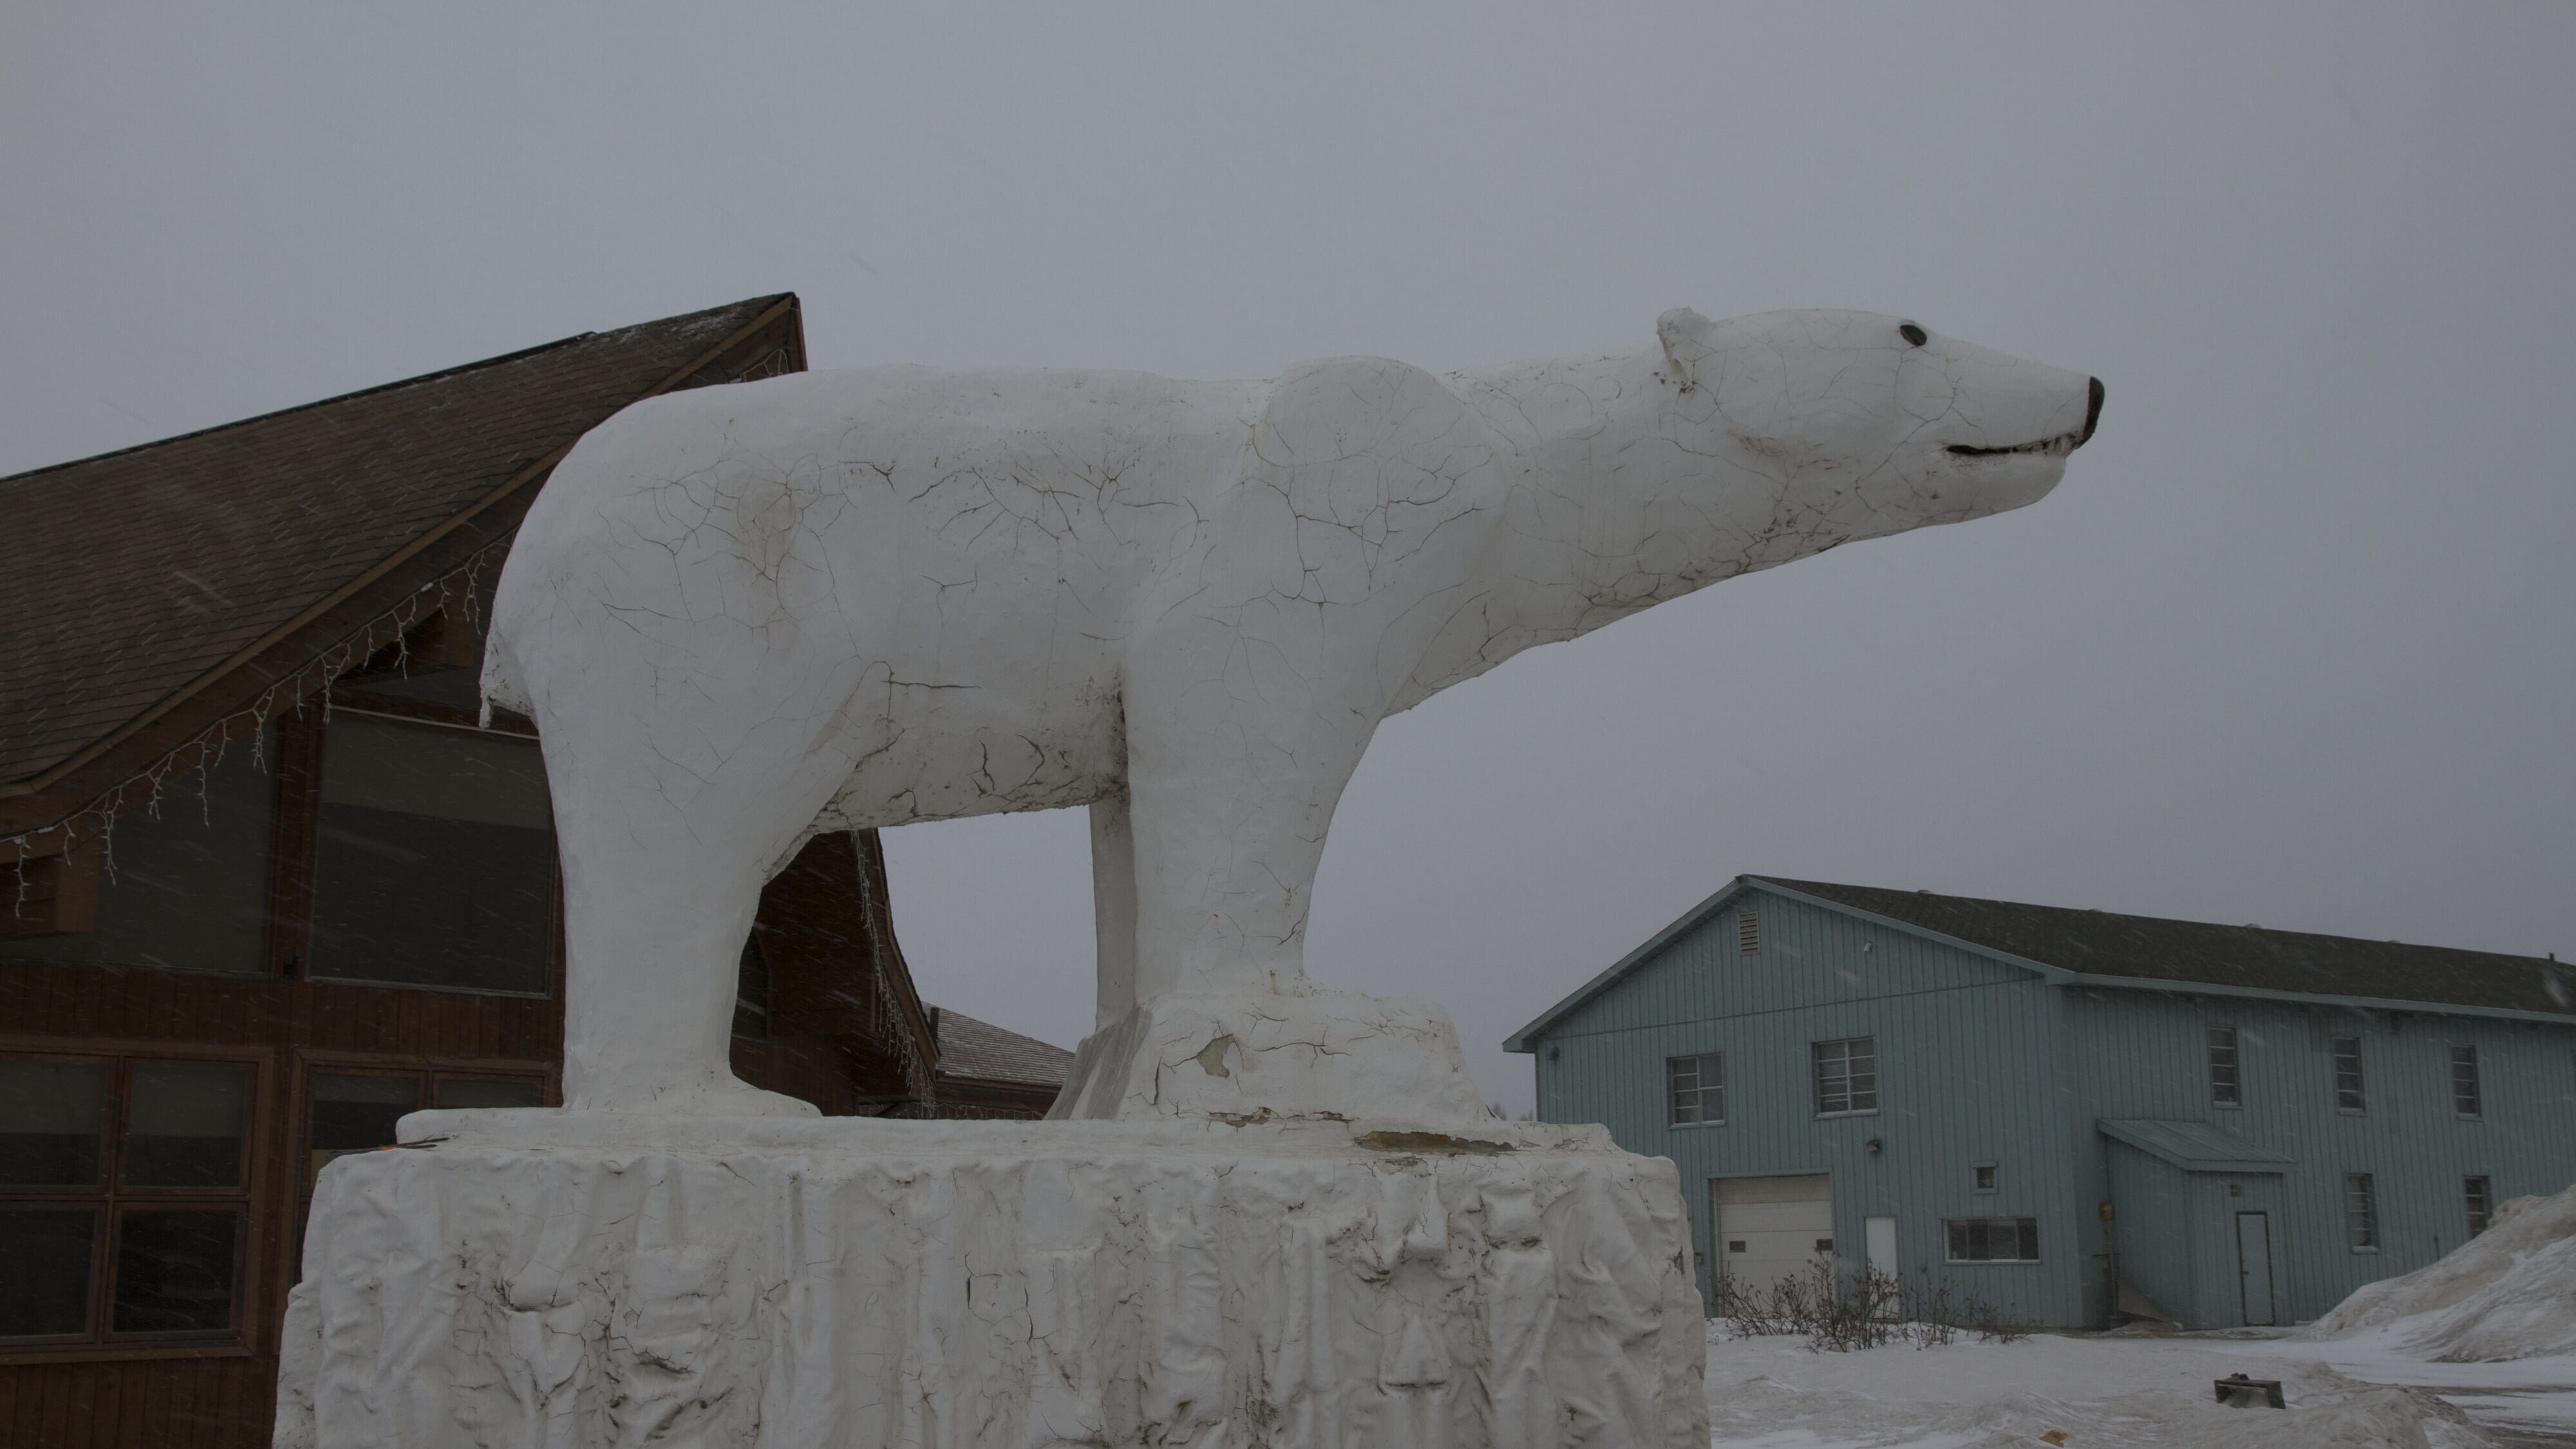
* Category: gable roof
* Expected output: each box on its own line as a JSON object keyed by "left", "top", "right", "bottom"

{"left": 1764, "top": 877, "right": 2571, "bottom": 1020}
{"left": 2098, "top": 1119, "right": 2295, "bottom": 1174}
{"left": 1507, "top": 874, "right": 2573, "bottom": 1050}
{"left": 931, "top": 1007, "right": 1075, "bottom": 1089}
{"left": 1, "top": 294, "right": 802, "bottom": 848}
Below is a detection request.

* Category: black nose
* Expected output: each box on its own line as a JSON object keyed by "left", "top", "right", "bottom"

{"left": 2079, "top": 377, "right": 2105, "bottom": 446}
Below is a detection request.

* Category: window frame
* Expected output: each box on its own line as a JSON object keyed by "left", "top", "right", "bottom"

{"left": 2449, "top": 1044, "right": 2483, "bottom": 1119}
{"left": 1812, "top": 1036, "right": 1879, "bottom": 1117}
{"left": 1943, "top": 1217, "right": 2040, "bottom": 1264}
{"left": 2206, "top": 1025, "right": 2242, "bottom": 1108}
{"left": 2329, "top": 1036, "right": 2365, "bottom": 1113}
{"left": 290, "top": 1052, "right": 553, "bottom": 1268}
{"left": 2344, "top": 1171, "right": 2380, "bottom": 1251}
{"left": 1666, "top": 1051, "right": 1724, "bottom": 1127}
{"left": 2463, "top": 1175, "right": 2492, "bottom": 1236}
{"left": 0, "top": 1044, "right": 266, "bottom": 1361}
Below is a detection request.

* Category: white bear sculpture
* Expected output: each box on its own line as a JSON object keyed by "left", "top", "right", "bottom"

{"left": 484, "top": 307, "right": 2101, "bottom": 1118}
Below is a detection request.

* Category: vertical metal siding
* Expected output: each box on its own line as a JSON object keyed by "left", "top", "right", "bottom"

{"left": 2061, "top": 989, "right": 2576, "bottom": 1325}
{"left": 2103, "top": 1141, "right": 2191, "bottom": 1321}
{"left": 1530, "top": 888, "right": 2576, "bottom": 1330}
{"left": 1533, "top": 889, "right": 2087, "bottom": 1327}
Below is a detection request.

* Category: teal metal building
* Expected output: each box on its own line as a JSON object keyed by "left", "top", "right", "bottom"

{"left": 1506, "top": 877, "right": 2576, "bottom": 1330}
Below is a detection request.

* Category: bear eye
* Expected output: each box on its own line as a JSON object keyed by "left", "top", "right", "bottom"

{"left": 1899, "top": 322, "right": 1928, "bottom": 347}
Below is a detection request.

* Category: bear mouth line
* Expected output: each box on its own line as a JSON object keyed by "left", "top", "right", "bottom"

{"left": 1946, "top": 429, "right": 2085, "bottom": 460}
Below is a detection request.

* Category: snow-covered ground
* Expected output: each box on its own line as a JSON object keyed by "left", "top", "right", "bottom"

{"left": 2240, "top": 1330, "right": 2576, "bottom": 1447}
{"left": 1705, "top": 1184, "right": 2576, "bottom": 1447}
{"left": 1705, "top": 1327, "right": 2497, "bottom": 1448}
{"left": 2253, "top": 1184, "right": 2576, "bottom": 1446}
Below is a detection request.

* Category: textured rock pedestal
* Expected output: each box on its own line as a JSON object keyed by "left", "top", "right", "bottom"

{"left": 273, "top": 1108, "right": 1705, "bottom": 1449}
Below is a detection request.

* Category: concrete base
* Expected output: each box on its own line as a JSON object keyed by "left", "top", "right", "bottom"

{"left": 272, "top": 1113, "right": 1706, "bottom": 1449}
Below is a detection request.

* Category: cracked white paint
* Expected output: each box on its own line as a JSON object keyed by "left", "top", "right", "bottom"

{"left": 274, "top": 1113, "right": 1706, "bottom": 1449}
{"left": 481, "top": 307, "right": 2099, "bottom": 1117}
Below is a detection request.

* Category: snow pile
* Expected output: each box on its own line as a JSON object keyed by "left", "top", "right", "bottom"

{"left": 2307, "top": 1183, "right": 2576, "bottom": 1362}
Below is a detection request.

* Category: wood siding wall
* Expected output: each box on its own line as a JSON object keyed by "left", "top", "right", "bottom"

{"left": 2, "top": 1359, "right": 273, "bottom": 1449}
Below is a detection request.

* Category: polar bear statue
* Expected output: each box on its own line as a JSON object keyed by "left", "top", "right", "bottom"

{"left": 483, "top": 308, "right": 2101, "bottom": 1119}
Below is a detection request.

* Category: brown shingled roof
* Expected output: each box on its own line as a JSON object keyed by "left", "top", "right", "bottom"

{"left": 931, "top": 1006, "right": 1075, "bottom": 1088}
{"left": 1, "top": 294, "right": 802, "bottom": 846}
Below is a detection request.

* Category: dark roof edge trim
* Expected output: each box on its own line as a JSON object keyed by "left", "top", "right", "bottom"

{"left": 933, "top": 1070, "right": 1071, "bottom": 1090}
{"left": 2061, "top": 973, "right": 2576, "bottom": 1026}
{"left": 1752, "top": 878, "right": 2575, "bottom": 1025}
{"left": 1504, "top": 875, "right": 2575, "bottom": 1052}
{"left": 0, "top": 294, "right": 791, "bottom": 486}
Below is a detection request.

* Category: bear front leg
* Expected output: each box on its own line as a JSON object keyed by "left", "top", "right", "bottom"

{"left": 536, "top": 679, "right": 870, "bottom": 1116}
{"left": 552, "top": 795, "right": 815, "bottom": 1115}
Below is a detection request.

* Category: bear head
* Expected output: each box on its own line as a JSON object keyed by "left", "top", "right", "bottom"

{"left": 1656, "top": 307, "right": 2102, "bottom": 546}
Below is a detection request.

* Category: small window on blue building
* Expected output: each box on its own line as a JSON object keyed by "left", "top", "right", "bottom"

{"left": 1667, "top": 1053, "right": 1723, "bottom": 1125}
{"left": 2463, "top": 1176, "right": 2492, "bottom": 1235}
{"left": 1813, "top": 1037, "right": 1877, "bottom": 1115}
{"left": 2207, "top": 1026, "right": 2241, "bottom": 1108}
{"left": 2450, "top": 1045, "right": 2482, "bottom": 1119}
{"left": 2331, "top": 1037, "right": 2364, "bottom": 1112}
{"left": 1944, "top": 1218, "right": 2038, "bottom": 1262}
{"left": 2345, "top": 1173, "right": 2379, "bottom": 1250}
{"left": 1974, "top": 1163, "right": 1997, "bottom": 1193}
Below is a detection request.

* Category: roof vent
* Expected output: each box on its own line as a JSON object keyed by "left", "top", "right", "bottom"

{"left": 1737, "top": 911, "right": 1761, "bottom": 956}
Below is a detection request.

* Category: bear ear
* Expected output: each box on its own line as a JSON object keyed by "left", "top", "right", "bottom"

{"left": 1656, "top": 307, "right": 1716, "bottom": 393}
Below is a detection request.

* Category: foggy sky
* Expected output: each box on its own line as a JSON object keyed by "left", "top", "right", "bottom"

{"left": 6, "top": 4, "right": 2571, "bottom": 1113}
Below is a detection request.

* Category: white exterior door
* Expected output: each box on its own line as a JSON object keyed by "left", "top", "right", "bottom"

{"left": 1714, "top": 1174, "right": 1835, "bottom": 1293}
{"left": 2235, "top": 1211, "right": 2275, "bottom": 1327}
{"left": 1864, "top": 1216, "right": 1900, "bottom": 1319}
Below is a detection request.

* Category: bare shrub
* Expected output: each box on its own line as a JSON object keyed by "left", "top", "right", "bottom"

{"left": 1710, "top": 1257, "right": 2035, "bottom": 1352}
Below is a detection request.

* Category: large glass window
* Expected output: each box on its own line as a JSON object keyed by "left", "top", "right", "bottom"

{"left": 0, "top": 1054, "right": 252, "bottom": 1345}
{"left": 309, "top": 715, "right": 553, "bottom": 993}
{"left": 305, "top": 1068, "right": 545, "bottom": 1191}
{"left": 1813, "top": 1037, "right": 1877, "bottom": 1115}
{"left": 296, "top": 1066, "right": 545, "bottom": 1276}
{"left": 1667, "top": 1052, "right": 1723, "bottom": 1125}
{"left": 2206, "top": 1026, "right": 2241, "bottom": 1108}
{"left": 0, "top": 732, "right": 274, "bottom": 974}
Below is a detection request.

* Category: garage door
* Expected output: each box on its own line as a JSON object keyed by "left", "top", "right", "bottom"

{"left": 1714, "top": 1173, "right": 1835, "bottom": 1293}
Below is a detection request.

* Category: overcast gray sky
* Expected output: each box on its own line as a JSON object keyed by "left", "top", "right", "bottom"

{"left": 7, "top": 4, "right": 2571, "bottom": 1113}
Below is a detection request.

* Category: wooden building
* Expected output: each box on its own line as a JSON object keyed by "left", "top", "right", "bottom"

{"left": 1509, "top": 875, "right": 2576, "bottom": 1331}
{"left": 0, "top": 296, "right": 952, "bottom": 1445}
{"left": 927, "top": 1006, "right": 1075, "bottom": 1119}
